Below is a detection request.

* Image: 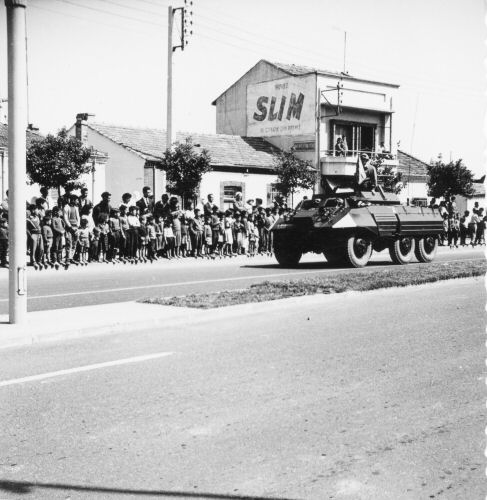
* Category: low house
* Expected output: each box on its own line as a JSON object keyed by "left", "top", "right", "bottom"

{"left": 0, "top": 123, "right": 42, "bottom": 201}
{"left": 396, "top": 150, "right": 429, "bottom": 205}
{"left": 456, "top": 179, "right": 485, "bottom": 214}
{"left": 69, "top": 115, "right": 310, "bottom": 208}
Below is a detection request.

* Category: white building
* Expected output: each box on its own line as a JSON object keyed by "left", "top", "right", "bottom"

{"left": 68, "top": 116, "right": 307, "bottom": 208}
{"left": 213, "top": 59, "right": 399, "bottom": 183}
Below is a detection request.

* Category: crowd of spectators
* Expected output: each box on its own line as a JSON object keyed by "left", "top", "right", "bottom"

{"left": 0, "top": 188, "right": 483, "bottom": 270}
{"left": 429, "top": 196, "right": 486, "bottom": 248}
{"left": 0, "top": 187, "right": 287, "bottom": 270}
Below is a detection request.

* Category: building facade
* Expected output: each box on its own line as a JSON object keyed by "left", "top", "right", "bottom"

{"left": 213, "top": 59, "right": 400, "bottom": 191}
{"left": 68, "top": 116, "right": 306, "bottom": 208}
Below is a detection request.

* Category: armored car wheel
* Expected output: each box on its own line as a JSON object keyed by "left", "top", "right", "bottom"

{"left": 414, "top": 236, "right": 438, "bottom": 263}
{"left": 274, "top": 242, "right": 302, "bottom": 267}
{"left": 389, "top": 236, "right": 415, "bottom": 264}
{"left": 344, "top": 235, "right": 373, "bottom": 268}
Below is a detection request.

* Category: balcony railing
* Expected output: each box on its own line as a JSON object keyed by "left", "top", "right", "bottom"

{"left": 323, "top": 149, "right": 397, "bottom": 161}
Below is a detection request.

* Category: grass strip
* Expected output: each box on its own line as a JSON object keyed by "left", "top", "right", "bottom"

{"left": 142, "top": 259, "right": 486, "bottom": 309}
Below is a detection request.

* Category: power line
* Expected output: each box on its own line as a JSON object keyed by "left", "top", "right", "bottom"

{"left": 98, "top": 0, "right": 167, "bottom": 18}
{"left": 52, "top": 0, "right": 164, "bottom": 27}
{"left": 35, "top": 0, "right": 484, "bottom": 100}
{"left": 30, "top": 3, "right": 159, "bottom": 37}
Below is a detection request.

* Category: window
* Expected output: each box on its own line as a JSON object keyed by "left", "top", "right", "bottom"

{"left": 411, "top": 197, "right": 428, "bottom": 207}
{"left": 144, "top": 165, "right": 155, "bottom": 192}
{"left": 331, "top": 120, "right": 377, "bottom": 156}
{"left": 220, "top": 181, "right": 245, "bottom": 211}
{"left": 266, "top": 183, "right": 289, "bottom": 206}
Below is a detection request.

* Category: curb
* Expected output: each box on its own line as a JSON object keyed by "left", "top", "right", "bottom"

{"left": 0, "top": 275, "right": 482, "bottom": 351}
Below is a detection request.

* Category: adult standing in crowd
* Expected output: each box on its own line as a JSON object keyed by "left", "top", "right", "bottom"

{"left": 136, "top": 186, "right": 154, "bottom": 214}
{"left": 233, "top": 192, "right": 245, "bottom": 213}
{"left": 203, "top": 193, "right": 218, "bottom": 217}
{"left": 93, "top": 191, "right": 112, "bottom": 224}
{"left": 119, "top": 192, "right": 133, "bottom": 213}
{"left": 37, "top": 186, "right": 53, "bottom": 211}
{"left": 154, "top": 193, "right": 170, "bottom": 220}
{"left": 78, "top": 187, "right": 93, "bottom": 216}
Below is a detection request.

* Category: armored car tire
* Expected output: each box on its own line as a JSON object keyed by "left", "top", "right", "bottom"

{"left": 389, "top": 236, "right": 416, "bottom": 265}
{"left": 414, "top": 236, "right": 438, "bottom": 263}
{"left": 344, "top": 235, "right": 373, "bottom": 268}
{"left": 274, "top": 242, "right": 302, "bottom": 267}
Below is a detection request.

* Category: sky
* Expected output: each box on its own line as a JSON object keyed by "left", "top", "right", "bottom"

{"left": 0, "top": 0, "right": 485, "bottom": 175}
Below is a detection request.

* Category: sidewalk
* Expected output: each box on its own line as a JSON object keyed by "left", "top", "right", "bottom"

{"left": 0, "top": 301, "right": 200, "bottom": 349}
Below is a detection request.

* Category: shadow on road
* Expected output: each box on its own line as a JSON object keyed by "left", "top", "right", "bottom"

{"left": 0, "top": 479, "right": 299, "bottom": 500}
{"left": 241, "top": 260, "right": 395, "bottom": 270}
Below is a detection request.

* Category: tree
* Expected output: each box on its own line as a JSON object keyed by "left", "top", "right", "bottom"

{"left": 26, "top": 128, "right": 92, "bottom": 196}
{"left": 158, "top": 137, "right": 212, "bottom": 205}
{"left": 274, "top": 150, "right": 317, "bottom": 206}
{"left": 426, "top": 158, "right": 474, "bottom": 198}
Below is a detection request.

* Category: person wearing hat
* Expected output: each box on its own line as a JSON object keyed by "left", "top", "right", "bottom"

{"left": 245, "top": 198, "right": 254, "bottom": 214}
{"left": 232, "top": 192, "right": 245, "bottom": 214}
{"left": 93, "top": 191, "right": 112, "bottom": 225}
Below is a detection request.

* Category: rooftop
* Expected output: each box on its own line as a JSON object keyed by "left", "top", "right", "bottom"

{"left": 87, "top": 123, "right": 279, "bottom": 170}
{"left": 269, "top": 61, "right": 400, "bottom": 88}
{"left": 212, "top": 59, "right": 399, "bottom": 104}
{"left": 397, "top": 150, "right": 429, "bottom": 181}
{"left": 0, "top": 123, "right": 43, "bottom": 150}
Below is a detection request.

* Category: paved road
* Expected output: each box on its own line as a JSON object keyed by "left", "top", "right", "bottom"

{"left": 0, "top": 278, "right": 484, "bottom": 499}
{"left": 0, "top": 247, "right": 482, "bottom": 312}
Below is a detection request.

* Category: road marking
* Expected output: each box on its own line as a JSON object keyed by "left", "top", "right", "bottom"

{"left": 0, "top": 352, "right": 174, "bottom": 388}
{"left": 0, "top": 256, "right": 480, "bottom": 303}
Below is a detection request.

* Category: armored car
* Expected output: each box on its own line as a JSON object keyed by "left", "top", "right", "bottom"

{"left": 271, "top": 157, "right": 443, "bottom": 268}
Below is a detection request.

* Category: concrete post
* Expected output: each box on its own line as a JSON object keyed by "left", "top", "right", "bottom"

{"left": 5, "top": 0, "right": 28, "bottom": 324}
{"left": 166, "top": 5, "right": 173, "bottom": 151}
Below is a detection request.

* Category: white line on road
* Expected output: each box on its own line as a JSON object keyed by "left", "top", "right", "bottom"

{"left": 0, "top": 352, "right": 174, "bottom": 388}
{"left": 0, "top": 257, "right": 478, "bottom": 303}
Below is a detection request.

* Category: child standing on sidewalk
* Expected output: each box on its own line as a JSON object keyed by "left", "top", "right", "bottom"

{"left": 41, "top": 214, "right": 54, "bottom": 268}
{"left": 77, "top": 218, "right": 91, "bottom": 265}
{"left": 26, "top": 204, "right": 43, "bottom": 270}
{"left": 163, "top": 218, "right": 175, "bottom": 259}
{"left": 51, "top": 206, "right": 66, "bottom": 269}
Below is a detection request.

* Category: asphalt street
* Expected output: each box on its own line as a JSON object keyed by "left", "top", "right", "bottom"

{"left": 0, "top": 247, "right": 482, "bottom": 312}
{"left": 0, "top": 277, "right": 484, "bottom": 499}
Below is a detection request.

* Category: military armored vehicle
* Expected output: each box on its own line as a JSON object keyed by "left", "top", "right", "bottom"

{"left": 271, "top": 156, "right": 443, "bottom": 268}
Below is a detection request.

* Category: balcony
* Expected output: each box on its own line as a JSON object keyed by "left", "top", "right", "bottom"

{"left": 321, "top": 149, "right": 398, "bottom": 176}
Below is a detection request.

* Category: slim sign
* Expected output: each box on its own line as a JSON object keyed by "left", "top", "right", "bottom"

{"left": 247, "top": 75, "right": 316, "bottom": 137}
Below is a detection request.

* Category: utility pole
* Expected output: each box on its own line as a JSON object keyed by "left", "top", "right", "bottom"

{"left": 5, "top": 0, "right": 28, "bottom": 325}
{"left": 166, "top": 1, "right": 193, "bottom": 151}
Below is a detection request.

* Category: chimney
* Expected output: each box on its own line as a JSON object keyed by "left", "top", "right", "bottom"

{"left": 75, "top": 113, "right": 94, "bottom": 144}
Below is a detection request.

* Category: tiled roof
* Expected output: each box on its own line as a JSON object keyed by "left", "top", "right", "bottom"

{"left": 397, "top": 150, "right": 429, "bottom": 182}
{"left": 88, "top": 123, "right": 279, "bottom": 170}
{"left": 269, "top": 61, "right": 399, "bottom": 88}
{"left": 270, "top": 61, "right": 343, "bottom": 78}
{"left": 0, "top": 123, "right": 43, "bottom": 149}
